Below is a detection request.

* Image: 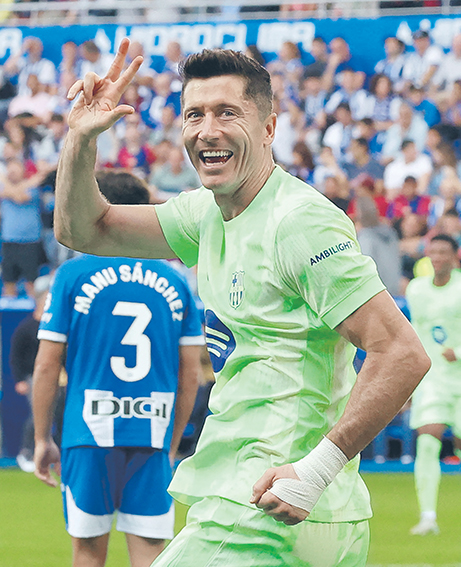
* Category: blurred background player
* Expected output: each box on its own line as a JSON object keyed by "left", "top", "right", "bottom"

{"left": 32, "top": 170, "right": 204, "bottom": 567}
{"left": 406, "top": 234, "right": 461, "bottom": 535}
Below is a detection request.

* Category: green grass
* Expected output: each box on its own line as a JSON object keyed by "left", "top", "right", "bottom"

{"left": 0, "top": 469, "right": 460, "bottom": 566}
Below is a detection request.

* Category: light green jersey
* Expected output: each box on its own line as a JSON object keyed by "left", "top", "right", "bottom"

{"left": 406, "top": 270, "right": 461, "bottom": 396}
{"left": 155, "top": 166, "right": 384, "bottom": 522}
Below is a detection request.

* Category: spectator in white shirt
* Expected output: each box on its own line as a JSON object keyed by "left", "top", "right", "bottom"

{"left": 322, "top": 102, "right": 355, "bottom": 162}
{"left": 375, "top": 36, "right": 407, "bottom": 93}
{"left": 78, "top": 40, "right": 113, "bottom": 79}
{"left": 402, "top": 30, "right": 443, "bottom": 91}
{"left": 432, "top": 34, "right": 461, "bottom": 94}
{"left": 384, "top": 139, "right": 433, "bottom": 198}
{"left": 381, "top": 102, "right": 429, "bottom": 164}
{"left": 4, "top": 37, "right": 57, "bottom": 96}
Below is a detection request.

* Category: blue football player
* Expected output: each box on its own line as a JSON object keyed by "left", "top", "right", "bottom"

{"left": 32, "top": 170, "right": 204, "bottom": 567}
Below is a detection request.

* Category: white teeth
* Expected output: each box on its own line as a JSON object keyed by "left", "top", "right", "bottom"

{"left": 202, "top": 150, "right": 232, "bottom": 158}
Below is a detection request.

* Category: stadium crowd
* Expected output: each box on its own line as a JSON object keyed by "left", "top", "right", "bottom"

{"left": 1, "top": 31, "right": 461, "bottom": 297}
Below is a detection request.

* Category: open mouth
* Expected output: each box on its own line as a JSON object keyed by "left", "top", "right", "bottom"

{"left": 199, "top": 150, "right": 233, "bottom": 165}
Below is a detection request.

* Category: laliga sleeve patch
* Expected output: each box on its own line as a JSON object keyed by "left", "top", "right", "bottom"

{"left": 205, "top": 309, "right": 236, "bottom": 372}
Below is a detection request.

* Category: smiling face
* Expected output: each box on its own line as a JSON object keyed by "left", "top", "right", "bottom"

{"left": 182, "top": 75, "right": 275, "bottom": 199}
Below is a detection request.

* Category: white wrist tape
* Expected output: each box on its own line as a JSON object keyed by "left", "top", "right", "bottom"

{"left": 268, "top": 437, "right": 349, "bottom": 513}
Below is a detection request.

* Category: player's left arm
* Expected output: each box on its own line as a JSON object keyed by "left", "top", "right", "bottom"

{"left": 32, "top": 339, "right": 65, "bottom": 487}
{"left": 252, "top": 290, "right": 431, "bottom": 525}
{"left": 169, "top": 344, "right": 201, "bottom": 463}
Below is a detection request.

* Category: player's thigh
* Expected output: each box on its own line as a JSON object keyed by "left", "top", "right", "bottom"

{"left": 117, "top": 448, "right": 174, "bottom": 540}
{"left": 61, "top": 446, "right": 123, "bottom": 538}
{"left": 410, "top": 387, "right": 454, "bottom": 430}
{"left": 151, "top": 497, "right": 369, "bottom": 567}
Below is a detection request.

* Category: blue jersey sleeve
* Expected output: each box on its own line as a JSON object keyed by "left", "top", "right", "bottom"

{"left": 38, "top": 262, "right": 74, "bottom": 343}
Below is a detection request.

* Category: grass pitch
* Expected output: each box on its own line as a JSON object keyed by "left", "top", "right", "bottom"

{"left": 0, "top": 469, "right": 460, "bottom": 566}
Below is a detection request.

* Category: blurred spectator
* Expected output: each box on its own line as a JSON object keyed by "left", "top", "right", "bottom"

{"left": 58, "top": 41, "right": 80, "bottom": 78}
{"left": 322, "top": 68, "right": 369, "bottom": 121}
{"left": 438, "top": 79, "right": 461, "bottom": 127}
{"left": 355, "top": 195, "right": 402, "bottom": 296}
{"left": 364, "top": 73, "right": 402, "bottom": 131}
{"left": 267, "top": 41, "right": 304, "bottom": 94}
{"left": 78, "top": 40, "right": 113, "bottom": 79}
{"left": 304, "top": 36, "right": 328, "bottom": 77}
{"left": 384, "top": 140, "right": 433, "bottom": 197}
{"left": 126, "top": 41, "right": 156, "bottom": 91}
{"left": 0, "top": 69, "right": 17, "bottom": 126}
{"left": 154, "top": 40, "right": 184, "bottom": 91}
{"left": 406, "top": 84, "right": 441, "bottom": 127}
{"left": 323, "top": 173, "right": 351, "bottom": 212}
{"left": 4, "top": 37, "right": 57, "bottom": 96}
{"left": 148, "top": 104, "right": 182, "bottom": 147}
{"left": 272, "top": 95, "right": 303, "bottom": 168}
{"left": 322, "top": 37, "right": 366, "bottom": 93}
{"left": 3, "top": 117, "right": 39, "bottom": 172}
{"left": 387, "top": 174, "right": 432, "bottom": 219}
{"left": 0, "top": 158, "right": 46, "bottom": 297}
{"left": 427, "top": 141, "right": 461, "bottom": 196}
{"left": 374, "top": 36, "right": 406, "bottom": 92}
{"left": 322, "top": 102, "right": 355, "bottom": 162}
{"left": 347, "top": 174, "right": 389, "bottom": 221}
{"left": 149, "top": 145, "right": 199, "bottom": 201}
{"left": 288, "top": 140, "right": 315, "bottom": 183}
{"left": 300, "top": 70, "right": 327, "bottom": 146}
{"left": 402, "top": 30, "right": 444, "bottom": 91}
{"left": 397, "top": 212, "right": 428, "bottom": 285}
{"left": 8, "top": 74, "right": 57, "bottom": 123}
{"left": 381, "top": 102, "right": 429, "bottom": 163}
{"left": 343, "top": 137, "right": 385, "bottom": 193}
{"left": 141, "top": 72, "right": 181, "bottom": 130}
{"left": 32, "top": 112, "right": 66, "bottom": 168}
{"left": 432, "top": 209, "right": 461, "bottom": 248}
{"left": 355, "top": 117, "right": 385, "bottom": 159}
{"left": 428, "top": 170, "right": 461, "bottom": 227}
{"left": 432, "top": 33, "right": 461, "bottom": 93}
{"left": 117, "top": 120, "right": 156, "bottom": 180}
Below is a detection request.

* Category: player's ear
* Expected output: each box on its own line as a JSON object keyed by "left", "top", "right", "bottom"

{"left": 263, "top": 113, "right": 277, "bottom": 146}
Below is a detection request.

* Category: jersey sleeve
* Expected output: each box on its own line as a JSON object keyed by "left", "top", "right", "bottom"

{"left": 37, "top": 263, "right": 73, "bottom": 343}
{"left": 274, "top": 202, "right": 385, "bottom": 329}
{"left": 155, "top": 188, "right": 214, "bottom": 268}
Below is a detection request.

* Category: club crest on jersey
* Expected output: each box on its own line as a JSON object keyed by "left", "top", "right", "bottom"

{"left": 229, "top": 271, "right": 245, "bottom": 309}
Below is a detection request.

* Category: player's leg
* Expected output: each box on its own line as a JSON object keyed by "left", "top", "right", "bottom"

{"left": 411, "top": 423, "right": 445, "bottom": 535}
{"left": 61, "top": 447, "right": 121, "bottom": 565}
{"left": 151, "top": 496, "right": 369, "bottom": 567}
{"left": 116, "top": 449, "right": 173, "bottom": 567}
{"left": 451, "top": 394, "right": 461, "bottom": 461}
{"left": 71, "top": 534, "right": 110, "bottom": 567}
{"left": 125, "top": 534, "right": 164, "bottom": 567}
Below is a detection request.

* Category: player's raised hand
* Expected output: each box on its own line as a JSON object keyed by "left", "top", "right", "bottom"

{"left": 66, "top": 38, "right": 143, "bottom": 138}
{"left": 250, "top": 464, "right": 309, "bottom": 525}
{"left": 34, "top": 439, "right": 61, "bottom": 488}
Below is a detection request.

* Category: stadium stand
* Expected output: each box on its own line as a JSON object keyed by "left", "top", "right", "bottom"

{"left": 2, "top": 2, "right": 461, "bottom": 470}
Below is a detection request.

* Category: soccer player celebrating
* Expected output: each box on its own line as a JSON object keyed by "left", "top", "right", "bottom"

{"left": 53, "top": 39, "right": 430, "bottom": 566}
{"left": 33, "top": 171, "right": 204, "bottom": 567}
{"left": 406, "top": 234, "right": 461, "bottom": 536}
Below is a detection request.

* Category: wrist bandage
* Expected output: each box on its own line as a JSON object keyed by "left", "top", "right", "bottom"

{"left": 268, "top": 437, "right": 349, "bottom": 513}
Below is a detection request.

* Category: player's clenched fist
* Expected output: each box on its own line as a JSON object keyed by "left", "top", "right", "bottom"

{"left": 66, "top": 38, "right": 143, "bottom": 138}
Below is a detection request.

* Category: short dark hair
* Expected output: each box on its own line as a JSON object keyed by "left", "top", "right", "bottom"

{"left": 431, "top": 233, "right": 459, "bottom": 253}
{"left": 401, "top": 139, "right": 415, "bottom": 151}
{"left": 96, "top": 170, "right": 150, "bottom": 205}
{"left": 353, "top": 137, "right": 369, "bottom": 151}
{"left": 180, "top": 49, "right": 273, "bottom": 119}
{"left": 403, "top": 175, "right": 417, "bottom": 184}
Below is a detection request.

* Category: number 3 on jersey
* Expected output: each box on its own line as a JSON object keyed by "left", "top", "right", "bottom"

{"left": 110, "top": 301, "right": 152, "bottom": 382}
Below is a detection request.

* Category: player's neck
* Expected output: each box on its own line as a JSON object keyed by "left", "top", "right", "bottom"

{"left": 433, "top": 270, "right": 452, "bottom": 287}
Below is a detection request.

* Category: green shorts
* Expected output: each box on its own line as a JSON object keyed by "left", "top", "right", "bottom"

{"left": 410, "top": 384, "right": 461, "bottom": 434}
{"left": 151, "top": 496, "right": 369, "bottom": 567}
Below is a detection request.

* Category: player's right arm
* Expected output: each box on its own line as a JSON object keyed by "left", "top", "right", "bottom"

{"left": 54, "top": 38, "right": 176, "bottom": 260}
{"left": 32, "top": 340, "right": 65, "bottom": 487}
